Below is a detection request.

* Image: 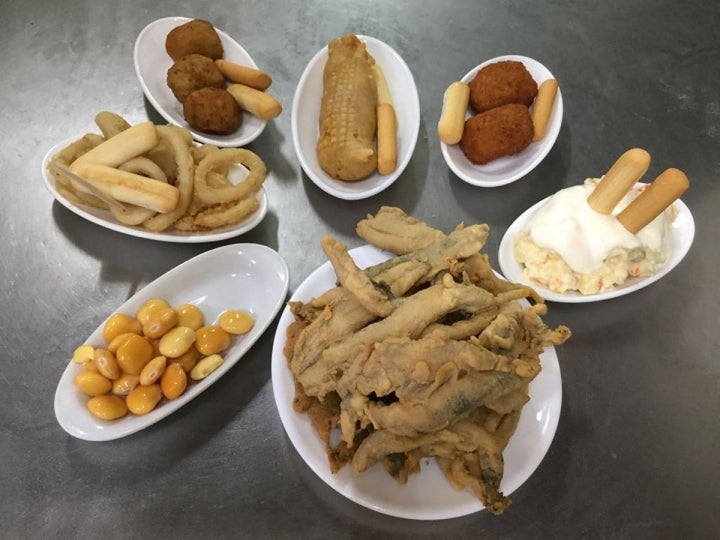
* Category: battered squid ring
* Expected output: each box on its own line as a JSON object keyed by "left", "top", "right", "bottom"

{"left": 194, "top": 148, "right": 266, "bottom": 206}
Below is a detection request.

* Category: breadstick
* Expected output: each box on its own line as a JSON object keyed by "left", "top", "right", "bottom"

{"left": 69, "top": 161, "right": 180, "bottom": 213}
{"left": 531, "top": 79, "right": 558, "bottom": 142}
{"left": 214, "top": 59, "right": 272, "bottom": 90}
{"left": 227, "top": 83, "right": 282, "bottom": 120}
{"left": 617, "top": 168, "right": 689, "bottom": 233}
{"left": 587, "top": 148, "right": 651, "bottom": 214}
{"left": 72, "top": 122, "right": 158, "bottom": 168}
{"left": 437, "top": 81, "right": 469, "bottom": 145}
{"left": 374, "top": 65, "right": 397, "bottom": 175}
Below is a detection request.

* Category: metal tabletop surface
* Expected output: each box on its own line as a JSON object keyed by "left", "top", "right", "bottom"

{"left": 2, "top": 0, "right": 718, "bottom": 538}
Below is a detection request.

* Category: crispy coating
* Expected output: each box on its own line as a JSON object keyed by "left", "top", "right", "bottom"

{"left": 167, "top": 54, "right": 225, "bottom": 103}
{"left": 183, "top": 87, "right": 242, "bottom": 134}
{"left": 165, "top": 19, "right": 224, "bottom": 61}
{"left": 468, "top": 60, "right": 538, "bottom": 113}
{"left": 459, "top": 103, "right": 534, "bottom": 165}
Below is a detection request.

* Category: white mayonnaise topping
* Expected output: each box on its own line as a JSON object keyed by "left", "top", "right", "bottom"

{"left": 525, "top": 178, "right": 667, "bottom": 273}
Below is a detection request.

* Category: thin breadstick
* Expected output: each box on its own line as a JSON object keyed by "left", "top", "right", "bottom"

{"left": 587, "top": 148, "right": 651, "bottom": 214}
{"left": 227, "top": 84, "right": 282, "bottom": 120}
{"left": 617, "top": 168, "right": 689, "bottom": 233}
{"left": 437, "top": 81, "right": 470, "bottom": 145}
{"left": 72, "top": 122, "right": 158, "bottom": 168}
{"left": 531, "top": 79, "right": 558, "bottom": 142}
{"left": 374, "top": 65, "right": 397, "bottom": 175}
{"left": 214, "top": 59, "right": 272, "bottom": 90}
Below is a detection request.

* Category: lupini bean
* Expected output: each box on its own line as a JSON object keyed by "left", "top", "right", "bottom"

{"left": 161, "top": 364, "right": 187, "bottom": 400}
{"left": 158, "top": 326, "right": 196, "bottom": 358}
{"left": 142, "top": 307, "right": 179, "bottom": 339}
{"left": 115, "top": 334, "right": 154, "bottom": 375}
{"left": 139, "top": 355, "right": 167, "bottom": 386}
{"left": 103, "top": 313, "right": 142, "bottom": 343}
{"left": 176, "top": 303, "right": 204, "bottom": 331}
{"left": 195, "top": 326, "right": 231, "bottom": 356}
{"left": 218, "top": 310, "right": 254, "bottom": 335}
{"left": 74, "top": 370, "right": 113, "bottom": 396}
{"left": 94, "top": 348, "right": 121, "bottom": 380}
{"left": 136, "top": 298, "right": 171, "bottom": 325}
{"left": 126, "top": 384, "right": 162, "bottom": 415}
{"left": 190, "top": 354, "right": 224, "bottom": 381}
{"left": 87, "top": 395, "right": 128, "bottom": 420}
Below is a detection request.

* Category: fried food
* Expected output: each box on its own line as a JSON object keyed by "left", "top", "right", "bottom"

{"left": 166, "top": 53, "right": 225, "bottom": 103}
{"left": 214, "top": 59, "right": 272, "bottom": 90}
{"left": 183, "top": 87, "right": 242, "bottom": 134}
{"left": 165, "top": 19, "right": 224, "bottom": 61}
{"left": 316, "top": 34, "right": 377, "bottom": 181}
{"left": 49, "top": 113, "right": 267, "bottom": 234}
{"left": 459, "top": 103, "right": 534, "bottom": 165}
{"left": 468, "top": 60, "right": 538, "bottom": 113}
{"left": 226, "top": 84, "right": 282, "bottom": 120}
{"left": 284, "top": 207, "right": 570, "bottom": 514}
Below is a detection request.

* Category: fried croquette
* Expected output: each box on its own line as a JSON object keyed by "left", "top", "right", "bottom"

{"left": 468, "top": 60, "right": 538, "bottom": 113}
{"left": 167, "top": 54, "right": 225, "bottom": 103}
{"left": 459, "top": 103, "right": 533, "bottom": 165}
{"left": 183, "top": 87, "right": 242, "bottom": 134}
{"left": 165, "top": 19, "right": 224, "bottom": 61}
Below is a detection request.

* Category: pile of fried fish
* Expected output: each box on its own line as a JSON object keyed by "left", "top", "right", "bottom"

{"left": 283, "top": 206, "right": 570, "bottom": 514}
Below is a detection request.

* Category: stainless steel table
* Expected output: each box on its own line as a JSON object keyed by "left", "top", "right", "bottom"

{"left": 2, "top": 1, "right": 718, "bottom": 537}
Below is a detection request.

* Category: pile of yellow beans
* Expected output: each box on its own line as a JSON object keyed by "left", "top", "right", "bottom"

{"left": 72, "top": 298, "right": 255, "bottom": 421}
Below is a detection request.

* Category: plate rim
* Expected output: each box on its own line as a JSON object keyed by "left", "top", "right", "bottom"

{"left": 440, "top": 54, "right": 564, "bottom": 187}
{"left": 497, "top": 189, "right": 696, "bottom": 303}
{"left": 290, "top": 34, "right": 420, "bottom": 200}
{"left": 271, "top": 244, "right": 562, "bottom": 519}
{"left": 54, "top": 242, "right": 290, "bottom": 441}
{"left": 41, "top": 137, "right": 268, "bottom": 243}
{"left": 133, "top": 16, "right": 268, "bottom": 148}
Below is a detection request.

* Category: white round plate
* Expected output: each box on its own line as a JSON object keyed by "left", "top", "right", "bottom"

{"left": 134, "top": 17, "right": 268, "bottom": 147}
{"left": 42, "top": 138, "right": 268, "bottom": 243}
{"left": 440, "top": 55, "right": 563, "bottom": 187}
{"left": 498, "top": 193, "right": 695, "bottom": 303}
{"left": 55, "top": 244, "right": 289, "bottom": 441}
{"left": 271, "top": 244, "right": 561, "bottom": 519}
{"left": 291, "top": 35, "right": 420, "bottom": 200}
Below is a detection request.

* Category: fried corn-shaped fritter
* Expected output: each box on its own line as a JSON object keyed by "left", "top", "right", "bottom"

{"left": 317, "top": 34, "right": 377, "bottom": 181}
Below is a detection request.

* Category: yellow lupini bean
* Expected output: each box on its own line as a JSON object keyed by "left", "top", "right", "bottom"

{"left": 112, "top": 373, "right": 140, "bottom": 396}
{"left": 139, "top": 355, "right": 167, "bottom": 385}
{"left": 190, "top": 354, "right": 224, "bottom": 380}
{"left": 168, "top": 347, "right": 200, "bottom": 373}
{"left": 142, "top": 307, "right": 178, "bottom": 339}
{"left": 136, "top": 298, "right": 171, "bottom": 325}
{"left": 107, "top": 332, "right": 137, "bottom": 354}
{"left": 126, "top": 384, "right": 162, "bottom": 415}
{"left": 115, "top": 334, "right": 154, "bottom": 375}
{"left": 161, "top": 363, "right": 187, "bottom": 400}
{"left": 87, "top": 395, "right": 128, "bottom": 420}
{"left": 218, "top": 310, "right": 255, "bottom": 335}
{"left": 103, "top": 313, "right": 142, "bottom": 343}
{"left": 72, "top": 344, "right": 95, "bottom": 364}
{"left": 74, "top": 370, "right": 113, "bottom": 396}
{"left": 158, "top": 326, "right": 196, "bottom": 358}
{"left": 176, "top": 303, "right": 204, "bottom": 331}
{"left": 93, "top": 348, "right": 121, "bottom": 380}
{"left": 195, "top": 325, "right": 231, "bottom": 355}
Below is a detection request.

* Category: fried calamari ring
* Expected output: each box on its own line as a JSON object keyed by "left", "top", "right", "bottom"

{"left": 194, "top": 195, "right": 260, "bottom": 229}
{"left": 95, "top": 111, "right": 131, "bottom": 139}
{"left": 142, "top": 125, "right": 195, "bottom": 232}
{"left": 194, "top": 148, "right": 266, "bottom": 206}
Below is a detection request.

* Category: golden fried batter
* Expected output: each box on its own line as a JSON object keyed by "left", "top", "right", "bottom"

{"left": 166, "top": 53, "right": 225, "bottom": 103}
{"left": 468, "top": 60, "right": 538, "bottom": 113}
{"left": 459, "top": 103, "right": 534, "bottom": 165}
{"left": 165, "top": 19, "right": 224, "bottom": 61}
{"left": 183, "top": 87, "right": 242, "bottom": 134}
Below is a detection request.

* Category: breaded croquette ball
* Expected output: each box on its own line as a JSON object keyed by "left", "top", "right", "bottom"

{"left": 459, "top": 103, "right": 534, "bottom": 165}
{"left": 167, "top": 54, "right": 225, "bottom": 103}
{"left": 468, "top": 60, "right": 539, "bottom": 113}
{"left": 165, "top": 19, "right": 224, "bottom": 61}
{"left": 183, "top": 87, "right": 242, "bottom": 134}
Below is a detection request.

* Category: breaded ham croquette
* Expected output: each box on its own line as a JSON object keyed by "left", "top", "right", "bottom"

{"left": 183, "top": 87, "right": 242, "bottom": 134}
{"left": 165, "top": 19, "right": 224, "bottom": 61}
{"left": 166, "top": 54, "right": 225, "bottom": 103}
{"left": 468, "top": 60, "right": 538, "bottom": 113}
{"left": 459, "top": 103, "right": 534, "bottom": 164}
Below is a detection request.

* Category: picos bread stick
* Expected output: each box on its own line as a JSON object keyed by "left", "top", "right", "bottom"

{"left": 227, "top": 83, "right": 282, "bottom": 120}
{"left": 437, "top": 81, "right": 470, "bottom": 145}
{"left": 617, "top": 168, "right": 689, "bottom": 233}
{"left": 72, "top": 122, "right": 158, "bottom": 168}
{"left": 214, "top": 59, "right": 272, "bottom": 90}
{"left": 374, "top": 64, "right": 397, "bottom": 175}
{"left": 531, "top": 79, "right": 558, "bottom": 142}
{"left": 587, "top": 148, "right": 651, "bottom": 214}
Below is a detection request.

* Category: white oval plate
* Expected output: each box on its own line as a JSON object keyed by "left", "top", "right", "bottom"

{"left": 271, "top": 245, "right": 561, "bottom": 520}
{"left": 41, "top": 138, "right": 268, "bottom": 243}
{"left": 498, "top": 193, "right": 695, "bottom": 303}
{"left": 55, "top": 244, "right": 289, "bottom": 441}
{"left": 440, "top": 55, "right": 563, "bottom": 187}
{"left": 291, "top": 36, "right": 420, "bottom": 200}
{"left": 134, "top": 17, "right": 267, "bottom": 147}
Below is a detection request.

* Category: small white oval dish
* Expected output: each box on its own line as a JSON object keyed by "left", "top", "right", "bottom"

{"left": 291, "top": 35, "right": 420, "bottom": 200}
{"left": 271, "top": 244, "right": 561, "bottom": 520}
{"left": 440, "top": 55, "right": 563, "bottom": 187}
{"left": 55, "top": 243, "right": 289, "bottom": 441}
{"left": 134, "top": 16, "right": 267, "bottom": 147}
{"left": 42, "top": 138, "right": 268, "bottom": 243}
{"left": 498, "top": 194, "right": 695, "bottom": 303}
